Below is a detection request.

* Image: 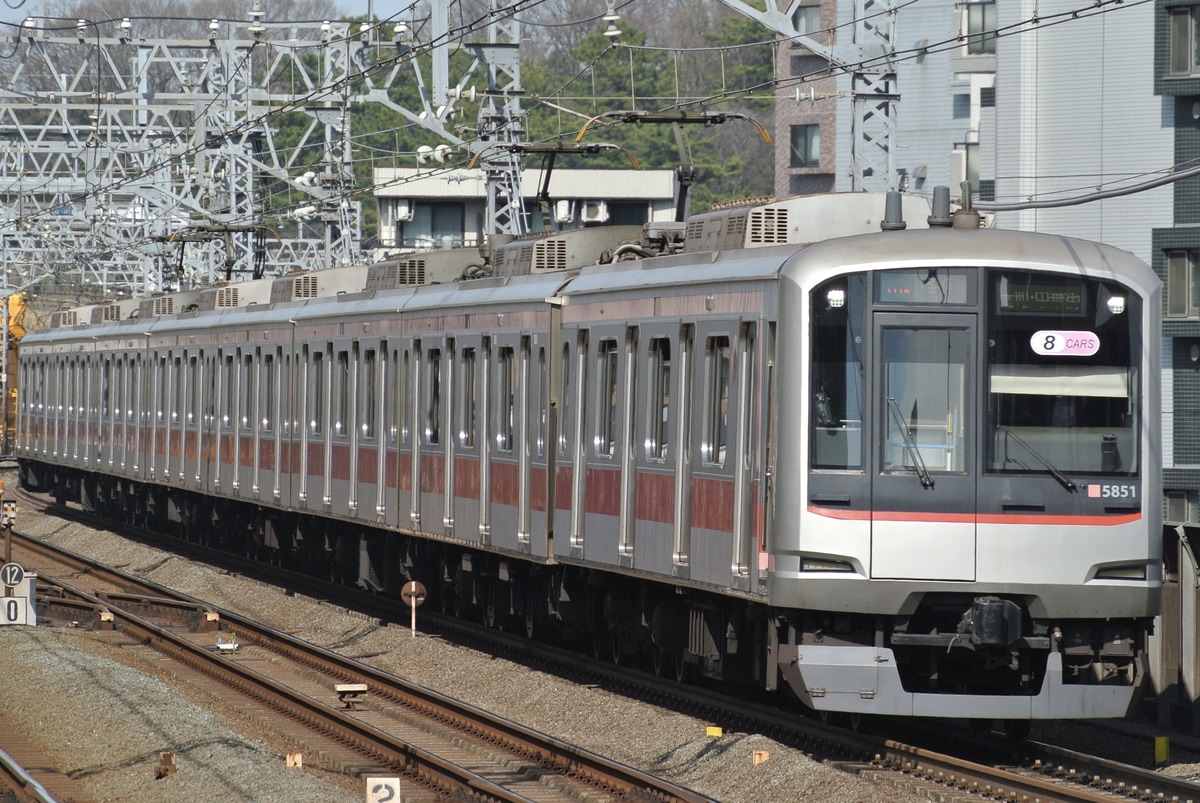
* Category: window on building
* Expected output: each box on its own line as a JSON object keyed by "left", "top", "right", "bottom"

{"left": 980, "top": 86, "right": 996, "bottom": 107}
{"left": 400, "top": 202, "right": 465, "bottom": 249}
{"left": 792, "top": 5, "right": 820, "bottom": 35}
{"left": 1168, "top": 249, "right": 1200, "bottom": 317}
{"left": 966, "top": 0, "right": 997, "bottom": 55}
{"left": 953, "top": 94, "right": 970, "bottom": 119}
{"left": 1168, "top": 491, "right": 1191, "bottom": 523}
{"left": 1171, "top": 8, "right": 1200, "bottom": 75}
{"left": 790, "top": 124, "right": 820, "bottom": 168}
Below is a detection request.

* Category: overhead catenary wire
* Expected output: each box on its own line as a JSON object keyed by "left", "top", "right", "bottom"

{"left": 0, "top": 0, "right": 1177, "bottom": 268}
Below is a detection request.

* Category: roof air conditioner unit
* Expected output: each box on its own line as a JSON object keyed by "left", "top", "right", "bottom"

{"left": 554, "top": 200, "right": 575, "bottom": 223}
{"left": 582, "top": 200, "right": 609, "bottom": 223}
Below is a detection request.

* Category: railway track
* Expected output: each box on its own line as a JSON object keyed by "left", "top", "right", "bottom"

{"left": 12, "top": 531, "right": 711, "bottom": 803}
{"left": 8, "top": 485, "right": 1200, "bottom": 803}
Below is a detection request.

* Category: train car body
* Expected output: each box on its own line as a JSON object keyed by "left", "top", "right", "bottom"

{"left": 16, "top": 190, "right": 1161, "bottom": 723}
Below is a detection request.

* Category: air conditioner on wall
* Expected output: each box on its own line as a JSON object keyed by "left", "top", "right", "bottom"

{"left": 555, "top": 200, "right": 575, "bottom": 223}
{"left": 582, "top": 200, "right": 609, "bottom": 223}
{"left": 395, "top": 199, "right": 414, "bottom": 221}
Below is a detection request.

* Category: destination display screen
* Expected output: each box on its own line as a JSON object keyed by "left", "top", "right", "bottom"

{"left": 874, "top": 269, "right": 973, "bottom": 305}
{"left": 997, "top": 282, "right": 1085, "bottom": 316}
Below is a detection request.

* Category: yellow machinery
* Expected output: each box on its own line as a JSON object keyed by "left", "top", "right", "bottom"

{"left": 4, "top": 293, "right": 26, "bottom": 455}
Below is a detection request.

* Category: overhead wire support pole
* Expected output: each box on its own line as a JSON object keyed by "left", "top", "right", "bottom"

{"left": 475, "top": 0, "right": 527, "bottom": 236}
{"left": 713, "top": 0, "right": 898, "bottom": 191}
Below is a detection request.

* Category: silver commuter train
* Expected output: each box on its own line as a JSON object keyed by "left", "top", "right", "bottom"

{"left": 16, "top": 189, "right": 1161, "bottom": 722}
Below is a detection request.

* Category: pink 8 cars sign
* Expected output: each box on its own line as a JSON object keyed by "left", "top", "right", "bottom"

{"left": 1029, "top": 330, "right": 1100, "bottom": 357}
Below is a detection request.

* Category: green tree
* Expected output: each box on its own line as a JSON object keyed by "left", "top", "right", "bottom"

{"left": 522, "top": 16, "right": 775, "bottom": 212}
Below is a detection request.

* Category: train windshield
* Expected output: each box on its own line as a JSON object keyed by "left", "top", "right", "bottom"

{"left": 985, "top": 271, "right": 1139, "bottom": 477}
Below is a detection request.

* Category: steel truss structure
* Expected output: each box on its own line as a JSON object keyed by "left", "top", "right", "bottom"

{"left": 0, "top": 0, "right": 524, "bottom": 300}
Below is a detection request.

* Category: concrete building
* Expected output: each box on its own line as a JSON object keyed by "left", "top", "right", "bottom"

{"left": 372, "top": 167, "right": 678, "bottom": 255}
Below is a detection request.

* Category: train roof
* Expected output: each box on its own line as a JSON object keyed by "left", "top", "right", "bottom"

{"left": 780, "top": 226, "right": 1159, "bottom": 298}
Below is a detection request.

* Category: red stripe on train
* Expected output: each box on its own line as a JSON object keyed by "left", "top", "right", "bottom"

{"left": 808, "top": 505, "right": 1142, "bottom": 526}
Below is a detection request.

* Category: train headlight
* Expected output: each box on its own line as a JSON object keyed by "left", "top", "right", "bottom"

{"left": 826, "top": 287, "right": 845, "bottom": 308}
{"left": 1093, "top": 563, "right": 1146, "bottom": 580}
{"left": 1106, "top": 295, "right": 1126, "bottom": 315}
{"left": 801, "top": 557, "right": 854, "bottom": 573}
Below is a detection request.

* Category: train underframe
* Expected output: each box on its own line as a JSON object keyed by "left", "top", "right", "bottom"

{"left": 24, "top": 460, "right": 1149, "bottom": 722}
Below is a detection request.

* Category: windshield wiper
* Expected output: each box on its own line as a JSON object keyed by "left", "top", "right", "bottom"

{"left": 998, "top": 426, "right": 1077, "bottom": 491}
{"left": 886, "top": 397, "right": 934, "bottom": 489}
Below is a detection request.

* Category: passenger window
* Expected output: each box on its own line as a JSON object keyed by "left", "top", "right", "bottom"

{"left": 498, "top": 346, "right": 515, "bottom": 452}
{"left": 537, "top": 346, "right": 547, "bottom": 459}
{"left": 261, "top": 353, "right": 274, "bottom": 433}
{"left": 334, "top": 350, "right": 350, "bottom": 438}
{"left": 362, "top": 348, "right": 376, "bottom": 440}
{"left": 558, "top": 343, "right": 571, "bottom": 458}
{"left": 597, "top": 339, "right": 618, "bottom": 457}
{"left": 702, "top": 336, "right": 731, "bottom": 467}
{"left": 240, "top": 354, "right": 253, "bottom": 432}
{"left": 426, "top": 348, "right": 441, "bottom": 446}
{"left": 460, "top": 346, "right": 476, "bottom": 448}
{"left": 648, "top": 337, "right": 671, "bottom": 461}
{"left": 310, "top": 352, "right": 324, "bottom": 436}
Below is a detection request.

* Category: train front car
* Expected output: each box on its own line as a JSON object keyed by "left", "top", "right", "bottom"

{"left": 772, "top": 224, "right": 1161, "bottom": 721}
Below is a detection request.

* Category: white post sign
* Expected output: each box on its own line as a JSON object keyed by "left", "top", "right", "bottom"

{"left": 365, "top": 776, "right": 401, "bottom": 803}
{"left": 401, "top": 581, "right": 426, "bottom": 638}
{"left": 0, "top": 563, "right": 33, "bottom": 626}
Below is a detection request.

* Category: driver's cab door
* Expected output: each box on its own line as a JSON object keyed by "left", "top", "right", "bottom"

{"left": 870, "top": 313, "right": 976, "bottom": 580}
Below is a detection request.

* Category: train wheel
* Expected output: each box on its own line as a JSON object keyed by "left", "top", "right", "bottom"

{"left": 652, "top": 646, "right": 666, "bottom": 677}
{"left": 674, "top": 653, "right": 691, "bottom": 684}
{"left": 591, "top": 630, "right": 610, "bottom": 662}
{"left": 610, "top": 632, "right": 624, "bottom": 666}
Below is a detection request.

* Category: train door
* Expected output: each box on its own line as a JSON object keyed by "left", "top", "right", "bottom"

{"left": 869, "top": 312, "right": 976, "bottom": 581}
{"left": 409, "top": 340, "right": 422, "bottom": 529}
{"left": 116, "top": 356, "right": 129, "bottom": 471}
{"left": 453, "top": 336, "right": 482, "bottom": 542}
{"left": 359, "top": 342, "right": 382, "bottom": 519}
{"left": 442, "top": 337, "right": 455, "bottom": 533}
{"left": 199, "top": 352, "right": 215, "bottom": 490}
{"left": 149, "top": 352, "right": 164, "bottom": 479}
{"left": 182, "top": 353, "right": 198, "bottom": 486}
{"left": 330, "top": 343, "right": 352, "bottom": 515}
{"left": 236, "top": 350, "right": 254, "bottom": 493}
{"left": 672, "top": 325, "right": 694, "bottom": 567}
{"left": 167, "top": 354, "right": 181, "bottom": 482}
{"left": 517, "top": 335, "right": 532, "bottom": 548}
